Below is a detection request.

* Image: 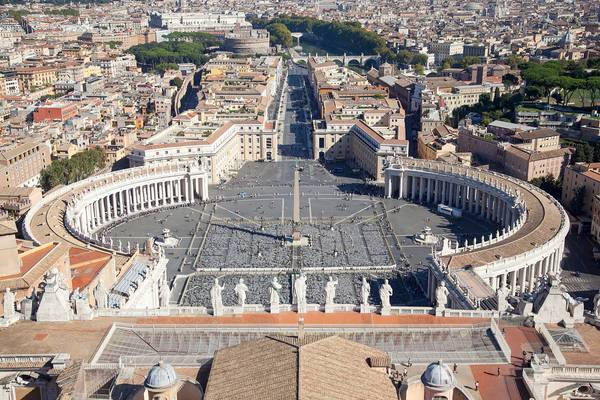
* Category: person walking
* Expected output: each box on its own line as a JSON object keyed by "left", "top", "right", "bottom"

{"left": 475, "top": 381, "right": 480, "bottom": 391}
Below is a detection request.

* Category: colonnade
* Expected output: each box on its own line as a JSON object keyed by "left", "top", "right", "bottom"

{"left": 384, "top": 162, "right": 568, "bottom": 304}
{"left": 64, "top": 164, "right": 209, "bottom": 240}
{"left": 385, "top": 171, "right": 519, "bottom": 227}
{"left": 486, "top": 244, "right": 563, "bottom": 296}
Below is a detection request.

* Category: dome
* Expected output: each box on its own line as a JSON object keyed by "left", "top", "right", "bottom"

{"left": 421, "top": 360, "right": 455, "bottom": 391}
{"left": 144, "top": 361, "right": 177, "bottom": 390}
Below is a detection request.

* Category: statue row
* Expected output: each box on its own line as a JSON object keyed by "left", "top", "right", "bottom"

{"left": 209, "top": 274, "right": 395, "bottom": 316}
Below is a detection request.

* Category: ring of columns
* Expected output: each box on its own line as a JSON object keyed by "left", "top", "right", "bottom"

{"left": 385, "top": 159, "right": 569, "bottom": 307}
{"left": 23, "top": 163, "right": 209, "bottom": 255}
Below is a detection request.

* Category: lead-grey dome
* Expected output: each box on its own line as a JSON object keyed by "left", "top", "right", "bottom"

{"left": 145, "top": 361, "right": 177, "bottom": 390}
{"left": 421, "top": 360, "right": 455, "bottom": 391}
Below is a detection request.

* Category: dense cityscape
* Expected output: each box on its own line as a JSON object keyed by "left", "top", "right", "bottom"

{"left": 0, "top": 0, "right": 599, "bottom": 399}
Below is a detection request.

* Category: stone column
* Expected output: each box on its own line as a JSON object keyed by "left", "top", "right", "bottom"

{"left": 385, "top": 174, "right": 391, "bottom": 198}
{"left": 202, "top": 177, "right": 209, "bottom": 201}
{"left": 549, "top": 251, "right": 556, "bottom": 273}
{"left": 426, "top": 178, "right": 432, "bottom": 203}
{"left": 519, "top": 267, "right": 526, "bottom": 294}
{"left": 399, "top": 174, "right": 404, "bottom": 199}
{"left": 101, "top": 197, "right": 107, "bottom": 225}
{"left": 528, "top": 265, "right": 535, "bottom": 292}
{"left": 510, "top": 270, "right": 517, "bottom": 295}
{"left": 411, "top": 175, "right": 417, "bottom": 200}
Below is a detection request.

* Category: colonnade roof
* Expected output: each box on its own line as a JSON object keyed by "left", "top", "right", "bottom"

{"left": 27, "top": 164, "right": 191, "bottom": 268}
{"left": 441, "top": 178, "right": 562, "bottom": 269}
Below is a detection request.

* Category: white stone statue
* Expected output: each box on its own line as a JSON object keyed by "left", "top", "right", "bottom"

{"left": 496, "top": 284, "right": 510, "bottom": 314}
{"left": 435, "top": 280, "right": 449, "bottom": 310}
{"left": 159, "top": 279, "right": 170, "bottom": 308}
{"left": 3, "top": 288, "right": 15, "bottom": 319}
{"left": 210, "top": 278, "right": 224, "bottom": 316}
{"left": 294, "top": 272, "right": 307, "bottom": 313}
{"left": 361, "top": 277, "right": 370, "bottom": 306}
{"left": 94, "top": 280, "right": 108, "bottom": 309}
{"left": 269, "top": 277, "right": 282, "bottom": 312}
{"left": 594, "top": 291, "right": 600, "bottom": 319}
{"left": 325, "top": 276, "right": 338, "bottom": 306}
{"left": 234, "top": 278, "right": 249, "bottom": 308}
{"left": 379, "top": 279, "right": 393, "bottom": 309}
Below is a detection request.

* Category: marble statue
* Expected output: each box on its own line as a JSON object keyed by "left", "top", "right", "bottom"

{"left": 496, "top": 284, "right": 510, "bottom": 314}
{"left": 159, "top": 279, "right": 170, "bottom": 308}
{"left": 94, "top": 280, "right": 108, "bottom": 309}
{"left": 325, "top": 276, "right": 338, "bottom": 306}
{"left": 294, "top": 272, "right": 307, "bottom": 313}
{"left": 435, "top": 280, "right": 449, "bottom": 310}
{"left": 269, "top": 277, "right": 282, "bottom": 313}
{"left": 3, "top": 288, "right": 15, "bottom": 318}
{"left": 210, "top": 278, "right": 224, "bottom": 316}
{"left": 379, "top": 279, "right": 393, "bottom": 309}
{"left": 361, "top": 277, "right": 370, "bottom": 306}
{"left": 594, "top": 291, "right": 600, "bottom": 319}
{"left": 234, "top": 278, "right": 249, "bottom": 308}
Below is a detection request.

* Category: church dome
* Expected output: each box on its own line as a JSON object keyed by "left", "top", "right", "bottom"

{"left": 144, "top": 361, "right": 177, "bottom": 390}
{"left": 421, "top": 360, "right": 455, "bottom": 391}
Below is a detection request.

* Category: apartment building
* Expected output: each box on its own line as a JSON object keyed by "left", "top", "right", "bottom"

{"left": 592, "top": 195, "right": 600, "bottom": 243}
{"left": 428, "top": 42, "right": 464, "bottom": 63}
{"left": 33, "top": 102, "right": 79, "bottom": 123}
{"left": 0, "top": 140, "right": 51, "bottom": 187}
{"left": 15, "top": 66, "right": 57, "bottom": 93}
{"left": 129, "top": 117, "right": 278, "bottom": 183}
{"left": 417, "top": 125, "right": 459, "bottom": 161}
{"left": 561, "top": 163, "right": 600, "bottom": 219}
{"left": 458, "top": 124, "right": 571, "bottom": 181}
{"left": 439, "top": 83, "right": 504, "bottom": 113}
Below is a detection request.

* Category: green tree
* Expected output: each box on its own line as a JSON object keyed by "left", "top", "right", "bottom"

{"left": 39, "top": 147, "right": 106, "bottom": 192}
{"left": 502, "top": 73, "right": 519, "bottom": 89}
{"left": 170, "top": 77, "right": 183, "bottom": 89}
{"left": 411, "top": 53, "right": 429, "bottom": 66}
{"left": 266, "top": 23, "right": 292, "bottom": 47}
{"left": 461, "top": 56, "right": 480, "bottom": 68}
{"left": 414, "top": 64, "right": 425, "bottom": 75}
{"left": 156, "top": 63, "right": 179, "bottom": 74}
{"left": 530, "top": 175, "right": 562, "bottom": 200}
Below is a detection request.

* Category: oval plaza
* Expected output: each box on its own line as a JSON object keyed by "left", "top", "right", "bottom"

{"left": 23, "top": 155, "right": 568, "bottom": 313}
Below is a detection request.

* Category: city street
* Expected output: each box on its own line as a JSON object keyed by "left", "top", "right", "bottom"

{"left": 278, "top": 62, "right": 312, "bottom": 160}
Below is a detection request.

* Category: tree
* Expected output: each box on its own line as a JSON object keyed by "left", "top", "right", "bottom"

{"left": 493, "top": 87, "right": 501, "bottom": 108}
{"left": 414, "top": 64, "right": 425, "bottom": 76}
{"left": 156, "top": 63, "right": 178, "bottom": 74}
{"left": 266, "top": 23, "right": 292, "bottom": 48}
{"left": 530, "top": 175, "right": 562, "bottom": 200}
{"left": 170, "top": 77, "right": 183, "bottom": 89}
{"left": 570, "top": 186, "right": 586, "bottom": 216}
{"left": 502, "top": 73, "right": 519, "bottom": 89}
{"left": 461, "top": 56, "right": 480, "bottom": 68}
{"left": 411, "top": 53, "right": 429, "bottom": 66}
{"left": 506, "top": 54, "right": 525, "bottom": 69}
{"left": 524, "top": 85, "right": 542, "bottom": 100}
{"left": 39, "top": 147, "right": 106, "bottom": 192}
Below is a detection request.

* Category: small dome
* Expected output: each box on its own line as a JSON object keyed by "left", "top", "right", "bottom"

{"left": 145, "top": 361, "right": 177, "bottom": 390}
{"left": 421, "top": 360, "right": 455, "bottom": 391}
